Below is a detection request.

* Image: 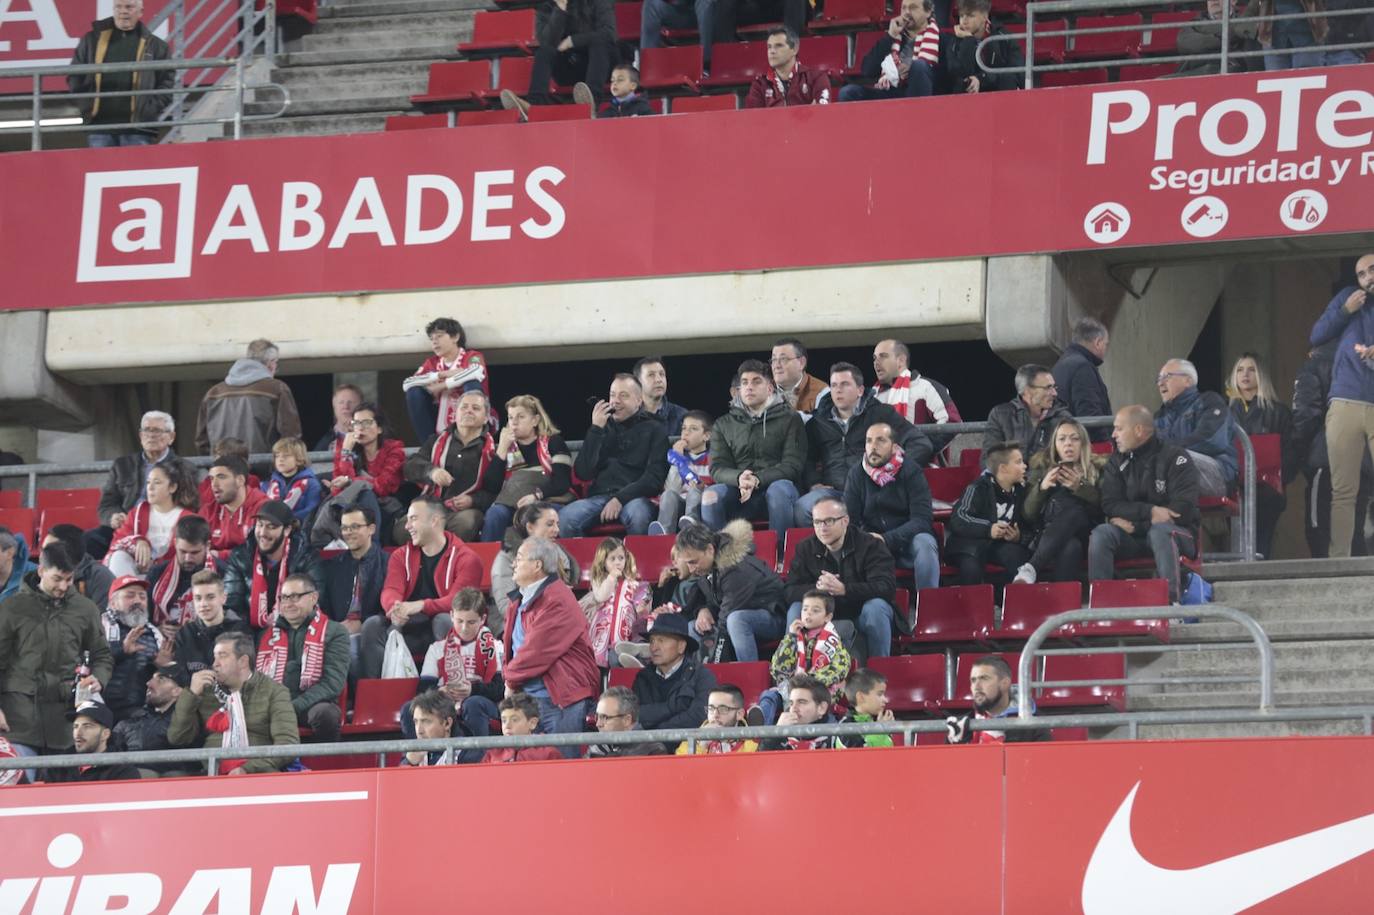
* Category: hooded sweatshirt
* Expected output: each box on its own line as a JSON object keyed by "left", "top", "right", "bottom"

{"left": 1, "top": 535, "right": 35, "bottom": 601}
{"left": 195, "top": 358, "right": 302, "bottom": 455}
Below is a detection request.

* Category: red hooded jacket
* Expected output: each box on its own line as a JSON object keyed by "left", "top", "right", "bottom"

{"left": 381, "top": 531, "right": 482, "bottom": 619}
{"left": 200, "top": 486, "right": 268, "bottom": 559}
{"left": 502, "top": 576, "right": 601, "bottom": 709}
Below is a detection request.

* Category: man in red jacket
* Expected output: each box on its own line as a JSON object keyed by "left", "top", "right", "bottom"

{"left": 359, "top": 497, "right": 481, "bottom": 678}
{"left": 745, "top": 28, "right": 832, "bottom": 108}
{"left": 201, "top": 456, "right": 268, "bottom": 560}
{"left": 502, "top": 537, "right": 601, "bottom": 758}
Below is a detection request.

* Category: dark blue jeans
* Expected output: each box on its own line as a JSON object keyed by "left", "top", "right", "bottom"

{"left": 87, "top": 131, "right": 154, "bottom": 148}
{"left": 838, "top": 61, "right": 934, "bottom": 101}
{"left": 535, "top": 694, "right": 594, "bottom": 759}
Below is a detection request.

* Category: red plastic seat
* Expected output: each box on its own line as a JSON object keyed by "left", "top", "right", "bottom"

{"left": 958, "top": 448, "right": 983, "bottom": 468}
{"left": 844, "top": 30, "right": 886, "bottom": 77}
{"left": 925, "top": 465, "right": 979, "bottom": 518}
{"left": 0, "top": 491, "right": 22, "bottom": 509}
{"left": 457, "top": 108, "right": 524, "bottom": 127}
{"left": 639, "top": 45, "right": 705, "bottom": 93}
{"left": 1144, "top": 11, "right": 1197, "bottom": 55}
{"left": 624, "top": 534, "right": 676, "bottom": 586}
{"left": 457, "top": 9, "right": 538, "bottom": 55}
{"left": 808, "top": 0, "right": 886, "bottom": 31}
{"left": 465, "top": 540, "right": 502, "bottom": 593}
{"left": 1063, "top": 578, "right": 1171, "bottom": 642}
{"left": 936, "top": 651, "right": 1022, "bottom": 713}
{"left": 1038, "top": 67, "right": 1110, "bottom": 87}
{"left": 527, "top": 104, "right": 589, "bottom": 122}
{"left": 699, "top": 41, "right": 769, "bottom": 89}
{"left": 36, "top": 487, "right": 101, "bottom": 510}
{"left": 385, "top": 113, "right": 451, "bottom": 131}
{"left": 1067, "top": 14, "right": 1143, "bottom": 61}
{"left": 0, "top": 507, "right": 37, "bottom": 544}
{"left": 1249, "top": 432, "right": 1283, "bottom": 494}
{"left": 1004, "top": 19, "right": 1067, "bottom": 64}
{"left": 410, "top": 61, "right": 492, "bottom": 106}
{"left": 779, "top": 527, "right": 814, "bottom": 575}
{"left": 1036, "top": 653, "right": 1126, "bottom": 711}
{"left": 671, "top": 93, "right": 737, "bottom": 112}
{"left": 907, "top": 584, "right": 995, "bottom": 644}
{"left": 616, "top": 1, "right": 643, "bottom": 42}
{"left": 608, "top": 667, "right": 637, "bottom": 690}
{"left": 38, "top": 506, "right": 100, "bottom": 543}
{"left": 1091, "top": 440, "right": 1114, "bottom": 455}
{"left": 753, "top": 529, "right": 779, "bottom": 568}
{"left": 480, "top": 55, "right": 539, "bottom": 104}
{"left": 867, "top": 654, "right": 947, "bottom": 714}
{"left": 991, "top": 0, "right": 1027, "bottom": 19}
{"left": 801, "top": 34, "right": 849, "bottom": 76}
{"left": 342, "top": 678, "right": 420, "bottom": 735}
{"left": 704, "top": 661, "right": 771, "bottom": 707}
{"left": 560, "top": 536, "right": 607, "bottom": 589}
{"left": 979, "top": 581, "right": 1081, "bottom": 644}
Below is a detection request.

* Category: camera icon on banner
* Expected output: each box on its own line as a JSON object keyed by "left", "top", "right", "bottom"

{"left": 1180, "top": 196, "right": 1228, "bottom": 239}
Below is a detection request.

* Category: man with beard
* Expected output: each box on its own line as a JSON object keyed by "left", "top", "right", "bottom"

{"left": 101, "top": 577, "right": 171, "bottom": 722}
{"left": 633, "top": 356, "right": 689, "bottom": 439}
{"left": 201, "top": 455, "right": 268, "bottom": 560}
{"left": 844, "top": 422, "right": 939, "bottom": 590}
{"left": 43, "top": 524, "right": 115, "bottom": 610}
{"left": 761, "top": 674, "right": 835, "bottom": 751}
{"left": 174, "top": 570, "right": 250, "bottom": 671}
{"left": 674, "top": 684, "right": 760, "bottom": 754}
{"left": 222, "top": 500, "right": 324, "bottom": 635}
{"left": 44, "top": 702, "right": 140, "bottom": 783}
{"left": 145, "top": 514, "right": 222, "bottom": 628}
{"left": 944, "top": 655, "right": 1047, "bottom": 744}
{"left": 112, "top": 663, "right": 194, "bottom": 777}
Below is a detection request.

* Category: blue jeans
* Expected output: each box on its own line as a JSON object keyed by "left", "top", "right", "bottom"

{"left": 786, "top": 597, "right": 894, "bottom": 659}
{"left": 702, "top": 479, "right": 799, "bottom": 534}
{"left": 1263, "top": 24, "right": 1324, "bottom": 69}
{"left": 838, "top": 60, "right": 934, "bottom": 101}
{"left": 640, "top": 0, "right": 716, "bottom": 66}
{"left": 558, "top": 494, "right": 655, "bottom": 536}
{"left": 1325, "top": 49, "right": 1365, "bottom": 66}
{"left": 405, "top": 387, "right": 440, "bottom": 444}
{"left": 87, "top": 131, "right": 154, "bottom": 148}
{"left": 481, "top": 503, "right": 515, "bottom": 542}
{"left": 724, "top": 608, "right": 783, "bottom": 662}
{"left": 889, "top": 531, "right": 941, "bottom": 591}
{"left": 792, "top": 487, "right": 843, "bottom": 528}
{"left": 757, "top": 686, "right": 785, "bottom": 724}
{"left": 535, "top": 695, "right": 593, "bottom": 759}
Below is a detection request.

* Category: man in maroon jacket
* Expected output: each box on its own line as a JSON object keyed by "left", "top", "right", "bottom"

{"left": 502, "top": 537, "right": 601, "bottom": 758}
{"left": 744, "top": 28, "right": 832, "bottom": 108}
{"left": 359, "top": 497, "right": 482, "bottom": 678}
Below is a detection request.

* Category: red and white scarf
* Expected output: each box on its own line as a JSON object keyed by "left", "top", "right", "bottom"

{"left": 794, "top": 622, "right": 844, "bottom": 678}
{"left": 257, "top": 609, "right": 328, "bottom": 690}
{"left": 106, "top": 502, "right": 181, "bottom": 568}
{"left": 265, "top": 473, "right": 312, "bottom": 511}
{"left": 700, "top": 736, "right": 756, "bottom": 754}
{"left": 418, "top": 351, "right": 488, "bottom": 433}
{"left": 426, "top": 428, "right": 497, "bottom": 507}
{"left": 505, "top": 436, "right": 554, "bottom": 479}
{"left": 248, "top": 537, "right": 291, "bottom": 630}
{"left": 874, "top": 370, "right": 914, "bottom": 421}
{"left": 151, "top": 553, "right": 217, "bottom": 625}
{"left": 440, "top": 626, "right": 501, "bottom": 686}
{"left": 588, "top": 578, "right": 650, "bottom": 667}
{"left": 863, "top": 443, "right": 906, "bottom": 488}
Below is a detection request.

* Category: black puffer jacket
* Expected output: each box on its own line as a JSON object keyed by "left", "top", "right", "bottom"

{"left": 173, "top": 610, "right": 251, "bottom": 672}
{"left": 221, "top": 531, "right": 325, "bottom": 630}
{"left": 806, "top": 391, "right": 933, "bottom": 489}
{"left": 574, "top": 411, "right": 669, "bottom": 502}
{"left": 1100, "top": 433, "right": 1200, "bottom": 534}
{"left": 783, "top": 527, "right": 896, "bottom": 619}
{"left": 684, "top": 521, "right": 785, "bottom": 622}
{"left": 945, "top": 472, "right": 1029, "bottom": 557}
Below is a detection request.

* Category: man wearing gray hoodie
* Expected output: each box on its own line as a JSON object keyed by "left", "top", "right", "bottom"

{"left": 195, "top": 339, "right": 302, "bottom": 455}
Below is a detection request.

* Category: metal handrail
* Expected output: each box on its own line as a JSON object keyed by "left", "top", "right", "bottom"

{"left": 1017, "top": 604, "right": 1276, "bottom": 720}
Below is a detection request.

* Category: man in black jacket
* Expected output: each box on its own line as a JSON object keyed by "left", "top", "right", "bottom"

{"left": 222, "top": 500, "right": 326, "bottom": 634}
{"left": 44, "top": 702, "right": 141, "bottom": 783}
{"left": 173, "top": 570, "right": 251, "bottom": 671}
{"left": 628, "top": 613, "right": 716, "bottom": 732}
{"left": 112, "top": 663, "right": 195, "bottom": 777}
{"left": 984, "top": 364, "right": 1072, "bottom": 457}
{"left": 1052, "top": 317, "right": 1112, "bottom": 442}
{"left": 845, "top": 423, "right": 939, "bottom": 590}
{"left": 68, "top": 0, "right": 174, "bottom": 147}
{"left": 319, "top": 504, "right": 387, "bottom": 637}
{"left": 587, "top": 687, "right": 669, "bottom": 757}
{"left": 784, "top": 496, "right": 899, "bottom": 658}
{"left": 839, "top": 0, "right": 940, "bottom": 102}
{"left": 560, "top": 374, "right": 667, "bottom": 536}
{"left": 501, "top": 0, "right": 616, "bottom": 115}
{"left": 87, "top": 410, "right": 178, "bottom": 560}
{"left": 939, "top": 0, "right": 1023, "bottom": 94}
{"left": 1087, "top": 406, "right": 1201, "bottom": 603}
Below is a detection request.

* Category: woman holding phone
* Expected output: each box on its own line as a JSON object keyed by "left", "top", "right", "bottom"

{"left": 1017, "top": 419, "right": 1107, "bottom": 584}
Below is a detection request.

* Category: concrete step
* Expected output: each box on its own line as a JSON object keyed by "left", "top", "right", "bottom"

{"left": 299, "top": 27, "right": 470, "bottom": 53}
{"left": 1212, "top": 576, "right": 1370, "bottom": 603}
{"left": 239, "top": 111, "right": 392, "bottom": 137}
{"left": 1099, "top": 719, "right": 1366, "bottom": 740}
{"left": 278, "top": 44, "right": 457, "bottom": 67}
{"left": 1129, "top": 687, "right": 1374, "bottom": 710}
{"left": 314, "top": 9, "right": 479, "bottom": 34}
{"left": 1202, "top": 557, "right": 1374, "bottom": 582}
{"left": 259, "top": 76, "right": 430, "bottom": 103}
{"left": 322, "top": 0, "right": 490, "bottom": 12}
{"left": 1142, "top": 667, "right": 1374, "bottom": 694}
{"left": 1171, "top": 618, "right": 1374, "bottom": 642}
{"left": 272, "top": 59, "right": 439, "bottom": 84}
{"left": 247, "top": 93, "right": 413, "bottom": 116}
{"left": 1164, "top": 639, "right": 1374, "bottom": 672}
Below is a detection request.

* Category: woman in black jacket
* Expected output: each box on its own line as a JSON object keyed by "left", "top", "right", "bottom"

{"left": 1227, "top": 353, "right": 1293, "bottom": 560}
{"left": 1020, "top": 420, "right": 1107, "bottom": 584}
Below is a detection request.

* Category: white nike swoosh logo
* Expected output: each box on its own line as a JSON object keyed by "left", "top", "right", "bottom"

{"left": 1081, "top": 782, "right": 1374, "bottom": 914}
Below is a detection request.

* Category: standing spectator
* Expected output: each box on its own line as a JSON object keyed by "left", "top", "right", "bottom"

{"left": 1173, "top": 0, "right": 1261, "bottom": 77}
{"left": 587, "top": 686, "right": 668, "bottom": 758}
{"left": 762, "top": 674, "right": 835, "bottom": 751}
{"left": 68, "top": 0, "right": 173, "bottom": 148}
{"left": 101, "top": 576, "right": 166, "bottom": 723}
{"left": 744, "top": 29, "right": 832, "bottom": 108}
{"left": 633, "top": 356, "right": 690, "bottom": 439}
{"left": 104, "top": 460, "right": 199, "bottom": 579}
{"left": 703, "top": 359, "right": 807, "bottom": 535}
{"left": 401, "top": 317, "right": 491, "bottom": 444}
{"left": 651, "top": 410, "right": 714, "bottom": 536}
{"left": 319, "top": 402, "right": 406, "bottom": 546}
{"left": 499, "top": 0, "right": 616, "bottom": 116}
{"left": 405, "top": 390, "right": 504, "bottom": 542}
{"left": 784, "top": 496, "right": 899, "bottom": 659}
{"left": 1322, "top": 0, "right": 1373, "bottom": 65}
{"left": 173, "top": 570, "right": 250, "bottom": 672}
{"left": 562, "top": 374, "right": 668, "bottom": 537}
{"left": 677, "top": 521, "right": 786, "bottom": 663}
{"left": 1155, "top": 358, "right": 1237, "bottom": 497}
{"left": 1228, "top": 353, "right": 1294, "bottom": 560}
{"left": 490, "top": 502, "right": 581, "bottom": 632}
{"left": 984, "top": 364, "right": 1072, "bottom": 458}
{"left": 195, "top": 339, "right": 302, "bottom": 455}
{"left": 222, "top": 500, "right": 325, "bottom": 633}
{"left": 944, "top": 655, "right": 1047, "bottom": 744}
{"left": 1308, "top": 254, "right": 1374, "bottom": 558}
{"left": 674, "top": 684, "right": 760, "bottom": 754}
{"left": 840, "top": 0, "right": 940, "bottom": 101}
{"left": 1087, "top": 406, "right": 1201, "bottom": 603}
{"left": 844, "top": 422, "right": 940, "bottom": 590}
{"left": 639, "top": 0, "right": 718, "bottom": 85}
{"left": 145, "top": 515, "right": 220, "bottom": 627}
{"left": 721, "top": 0, "right": 809, "bottom": 48}
{"left": 403, "top": 690, "right": 461, "bottom": 767}
{"left": 313, "top": 383, "right": 364, "bottom": 453}
{"left": 1051, "top": 317, "right": 1112, "bottom": 442}
{"left": 501, "top": 537, "right": 602, "bottom": 757}
{"left": 752, "top": 590, "right": 850, "bottom": 725}
{"left": 256, "top": 573, "right": 350, "bottom": 742}
{"left": 771, "top": 339, "right": 829, "bottom": 416}
{"left": 0, "top": 528, "right": 33, "bottom": 602}
{"left": 871, "top": 339, "right": 962, "bottom": 459}
{"left": 0, "top": 544, "right": 112, "bottom": 756}
{"left": 483, "top": 395, "right": 574, "bottom": 543}
{"left": 168, "top": 631, "right": 299, "bottom": 775}
{"left": 43, "top": 524, "right": 115, "bottom": 611}
{"left": 582, "top": 538, "right": 651, "bottom": 670}
{"left": 43, "top": 703, "right": 140, "bottom": 783}
{"left": 834, "top": 668, "right": 894, "bottom": 749}
{"left": 629, "top": 613, "right": 717, "bottom": 730}
{"left": 201, "top": 456, "right": 269, "bottom": 560}
{"left": 111, "top": 663, "right": 191, "bottom": 777}
{"left": 482, "top": 692, "right": 566, "bottom": 763}
{"left": 413, "top": 588, "right": 504, "bottom": 747}
{"left": 945, "top": 442, "right": 1031, "bottom": 585}
{"left": 88, "top": 410, "right": 179, "bottom": 560}
{"left": 940, "top": 0, "right": 1024, "bottom": 93}
{"left": 319, "top": 505, "right": 387, "bottom": 648}
{"left": 1018, "top": 420, "right": 1106, "bottom": 584}
{"left": 1257, "top": 0, "right": 1326, "bottom": 70}
{"left": 264, "top": 437, "right": 322, "bottom": 526}
{"left": 584, "top": 65, "right": 655, "bottom": 118}
{"left": 360, "top": 497, "right": 480, "bottom": 679}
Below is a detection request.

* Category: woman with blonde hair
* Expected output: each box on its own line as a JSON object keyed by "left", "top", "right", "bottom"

{"left": 1017, "top": 419, "right": 1107, "bottom": 583}
{"left": 1227, "top": 353, "right": 1293, "bottom": 559}
{"left": 581, "top": 537, "right": 651, "bottom": 670}
{"left": 481, "top": 394, "right": 574, "bottom": 542}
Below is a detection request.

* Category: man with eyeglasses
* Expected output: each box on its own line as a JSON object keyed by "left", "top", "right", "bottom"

{"left": 320, "top": 505, "right": 386, "bottom": 654}
{"left": 585, "top": 686, "right": 667, "bottom": 758}
{"left": 1154, "top": 358, "right": 1237, "bottom": 498}
{"left": 983, "top": 364, "right": 1072, "bottom": 457}
{"left": 771, "top": 338, "right": 828, "bottom": 417}
{"left": 675, "top": 684, "right": 760, "bottom": 754}
{"left": 313, "top": 383, "right": 364, "bottom": 452}
{"left": 87, "top": 410, "right": 179, "bottom": 560}
{"left": 254, "top": 572, "right": 349, "bottom": 742}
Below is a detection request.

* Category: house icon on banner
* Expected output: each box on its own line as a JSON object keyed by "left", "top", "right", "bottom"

{"left": 1090, "top": 209, "right": 1124, "bottom": 234}
{"left": 1083, "top": 202, "right": 1130, "bottom": 244}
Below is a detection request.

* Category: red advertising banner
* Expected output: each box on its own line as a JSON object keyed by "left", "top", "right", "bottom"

{"left": 0, "top": 2, "right": 175, "bottom": 93}
{"left": 0, "top": 65, "right": 1371, "bottom": 312}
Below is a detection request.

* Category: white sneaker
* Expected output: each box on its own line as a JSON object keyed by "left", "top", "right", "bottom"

{"left": 617, "top": 652, "right": 645, "bottom": 669}
{"left": 1012, "top": 563, "right": 1037, "bottom": 584}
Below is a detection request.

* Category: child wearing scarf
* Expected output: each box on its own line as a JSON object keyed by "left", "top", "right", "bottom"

{"left": 749, "top": 590, "right": 851, "bottom": 726}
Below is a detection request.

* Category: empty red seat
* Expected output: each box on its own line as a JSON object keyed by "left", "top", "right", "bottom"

{"left": 980, "top": 581, "right": 1081, "bottom": 644}
{"left": 608, "top": 667, "right": 637, "bottom": 690}
{"left": 1144, "top": 11, "right": 1197, "bottom": 55}
{"left": 1067, "top": 14, "right": 1143, "bottom": 61}
{"left": 410, "top": 61, "right": 492, "bottom": 106}
{"left": 342, "top": 678, "right": 419, "bottom": 735}
{"left": 907, "top": 584, "right": 995, "bottom": 644}
{"left": 1063, "top": 578, "right": 1171, "bottom": 642}
{"left": 458, "top": 10, "right": 538, "bottom": 55}
{"left": 485, "top": 55, "right": 539, "bottom": 103}
{"left": 704, "top": 661, "right": 771, "bottom": 707}
{"left": 779, "top": 527, "right": 813, "bottom": 575}
{"left": 1004, "top": 19, "right": 1067, "bottom": 64}
{"left": 809, "top": 0, "right": 886, "bottom": 31}
{"left": 385, "top": 113, "right": 451, "bottom": 131}
{"left": 0, "top": 507, "right": 37, "bottom": 544}
{"left": 925, "top": 465, "right": 979, "bottom": 517}
{"left": 1038, "top": 67, "right": 1110, "bottom": 87}
{"left": 671, "top": 93, "right": 737, "bottom": 112}
{"left": 465, "top": 540, "right": 502, "bottom": 592}
{"left": 527, "top": 104, "right": 588, "bottom": 122}
{"left": 639, "top": 45, "right": 705, "bottom": 92}
{"left": 1037, "top": 653, "right": 1126, "bottom": 711}
{"left": 936, "top": 651, "right": 1022, "bottom": 713}
{"left": 616, "top": 1, "right": 643, "bottom": 42}
{"left": 958, "top": 448, "right": 983, "bottom": 468}
{"left": 753, "top": 529, "right": 779, "bottom": 569}
{"left": 36, "top": 488, "right": 100, "bottom": 510}
{"left": 559, "top": 537, "right": 605, "bottom": 588}
{"left": 700, "top": 41, "right": 769, "bottom": 89}
{"left": 866, "top": 655, "right": 947, "bottom": 714}
{"left": 38, "top": 506, "right": 99, "bottom": 543}
{"left": 801, "top": 34, "right": 849, "bottom": 76}
{"left": 457, "top": 109, "right": 524, "bottom": 127}
{"left": 0, "top": 491, "right": 22, "bottom": 509}
{"left": 624, "top": 534, "right": 676, "bottom": 586}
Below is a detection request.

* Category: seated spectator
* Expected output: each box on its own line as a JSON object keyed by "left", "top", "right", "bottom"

{"left": 319, "top": 402, "right": 405, "bottom": 546}
{"left": 561, "top": 374, "right": 668, "bottom": 537}
{"left": 627, "top": 613, "right": 716, "bottom": 732}
{"left": 839, "top": 0, "right": 939, "bottom": 102}
{"left": 762, "top": 673, "right": 834, "bottom": 750}
{"left": 752, "top": 590, "right": 850, "bottom": 725}
{"left": 43, "top": 702, "right": 140, "bottom": 783}
{"left": 88, "top": 410, "right": 179, "bottom": 560}
{"left": 650, "top": 410, "right": 714, "bottom": 536}
{"left": 1257, "top": 0, "right": 1325, "bottom": 70}
{"left": 945, "top": 655, "right": 1047, "bottom": 744}
{"left": 112, "top": 662, "right": 194, "bottom": 778}
{"left": 402, "top": 317, "right": 491, "bottom": 443}
{"left": 722, "top": 0, "right": 808, "bottom": 50}
{"left": 482, "top": 692, "right": 566, "bottom": 763}
{"left": 649, "top": 543, "right": 699, "bottom": 614}
{"left": 640, "top": 0, "right": 716, "bottom": 79}
{"left": 43, "top": 523, "right": 114, "bottom": 611}
{"left": 490, "top": 501, "right": 581, "bottom": 632}
{"left": 984, "top": 364, "right": 1072, "bottom": 459}
{"left": 1156, "top": 358, "right": 1237, "bottom": 497}
{"left": 704, "top": 359, "right": 806, "bottom": 535}
{"left": 313, "top": 383, "right": 364, "bottom": 453}
{"left": 256, "top": 573, "right": 349, "bottom": 742}
{"left": 173, "top": 570, "right": 250, "bottom": 672}
{"left": 1173, "top": 0, "right": 1261, "bottom": 77}
{"left": 939, "top": 0, "right": 1024, "bottom": 94}
{"left": 744, "top": 28, "right": 832, "bottom": 108}
{"left": 168, "top": 631, "right": 299, "bottom": 775}
{"left": 945, "top": 442, "right": 1031, "bottom": 585}
{"left": 771, "top": 338, "right": 828, "bottom": 416}
{"left": 101, "top": 576, "right": 168, "bottom": 723}
{"left": 145, "top": 514, "right": 221, "bottom": 627}
{"left": 834, "top": 667, "right": 894, "bottom": 749}
{"left": 413, "top": 588, "right": 504, "bottom": 750}
{"left": 222, "top": 500, "right": 325, "bottom": 633}
{"left": 195, "top": 339, "right": 302, "bottom": 455}
{"left": 1227, "top": 353, "right": 1293, "bottom": 559}
{"left": 844, "top": 422, "right": 939, "bottom": 590}
{"left": 105, "top": 459, "right": 200, "bottom": 578}
{"left": 403, "top": 689, "right": 460, "bottom": 767}
{"left": 1018, "top": 420, "right": 1106, "bottom": 584}
{"left": 319, "top": 505, "right": 387, "bottom": 657}
{"left": 405, "top": 390, "right": 504, "bottom": 543}
{"left": 1051, "top": 317, "right": 1113, "bottom": 442}
{"left": 1088, "top": 406, "right": 1201, "bottom": 604}
{"left": 871, "top": 339, "right": 962, "bottom": 460}
{"left": 0, "top": 526, "right": 35, "bottom": 601}
{"left": 633, "top": 356, "right": 689, "bottom": 439}
{"left": 785, "top": 497, "right": 899, "bottom": 659}
{"left": 674, "top": 683, "right": 760, "bottom": 754}
{"left": 499, "top": 0, "right": 616, "bottom": 118}
{"left": 583, "top": 537, "right": 651, "bottom": 669}
{"left": 196, "top": 439, "right": 261, "bottom": 509}
{"left": 483, "top": 395, "right": 574, "bottom": 543}
{"left": 587, "top": 686, "right": 668, "bottom": 757}
{"left": 677, "top": 521, "right": 785, "bottom": 663}
{"left": 583, "top": 64, "right": 654, "bottom": 118}
{"left": 201, "top": 455, "right": 269, "bottom": 560}
{"left": 502, "top": 538, "right": 601, "bottom": 756}
{"left": 360, "top": 497, "right": 481, "bottom": 678}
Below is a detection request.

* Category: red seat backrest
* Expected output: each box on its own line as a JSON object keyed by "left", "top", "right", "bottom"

{"left": 925, "top": 465, "right": 980, "bottom": 504}
{"left": 457, "top": 109, "right": 523, "bottom": 127}
{"left": 0, "top": 491, "right": 22, "bottom": 509}
{"left": 752, "top": 530, "right": 778, "bottom": 568}
{"left": 672, "top": 94, "right": 737, "bottom": 112}
{"left": 385, "top": 114, "right": 449, "bottom": 131}
{"left": 38, "top": 506, "right": 100, "bottom": 543}
{"left": 424, "top": 60, "right": 491, "bottom": 97}
{"left": 0, "top": 507, "right": 37, "bottom": 544}
{"left": 350, "top": 678, "right": 419, "bottom": 729}
{"left": 704, "top": 661, "right": 771, "bottom": 707}
{"left": 1071, "top": 13, "right": 1144, "bottom": 57}
{"left": 624, "top": 534, "right": 675, "bottom": 585}
{"left": 1248, "top": 432, "right": 1283, "bottom": 491}
{"left": 867, "top": 654, "right": 947, "bottom": 712}
{"left": 639, "top": 45, "right": 705, "bottom": 85}
{"left": 780, "top": 527, "right": 813, "bottom": 576}
{"left": 813, "top": 0, "right": 885, "bottom": 25}
{"left": 496, "top": 55, "right": 537, "bottom": 92}
{"left": 1088, "top": 578, "right": 1168, "bottom": 608}
{"left": 914, "top": 584, "right": 995, "bottom": 640}
{"left": 35, "top": 488, "right": 101, "bottom": 510}
{"left": 999, "top": 581, "right": 1082, "bottom": 635}
{"left": 851, "top": 30, "right": 886, "bottom": 65}
{"left": 1039, "top": 653, "right": 1125, "bottom": 706}
{"left": 464, "top": 541, "right": 502, "bottom": 592}
{"left": 706, "top": 40, "right": 769, "bottom": 82}
{"left": 1091, "top": 440, "right": 1114, "bottom": 455}
{"left": 561, "top": 537, "right": 605, "bottom": 587}
{"left": 469, "top": 9, "right": 536, "bottom": 46}
{"left": 799, "top": 34, "right": 848, "bottom": 73}
{"left": 608, "top": 667, "right": 637, "bottom": 690}
{"left": 1145, "top": 11, "right": 1197, "bottom": 54}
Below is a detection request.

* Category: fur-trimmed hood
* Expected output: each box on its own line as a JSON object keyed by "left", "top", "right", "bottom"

{"left": 714, "top": 520, "right": 757, "bottom": 570}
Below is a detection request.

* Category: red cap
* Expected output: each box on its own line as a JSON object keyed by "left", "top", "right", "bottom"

{"left": 109, "top": 575, "right": 148, "bottom": 595}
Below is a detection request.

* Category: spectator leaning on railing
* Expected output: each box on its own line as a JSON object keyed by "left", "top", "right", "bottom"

{"left": 68, "top": 0, "right": 174, "bottom": 149}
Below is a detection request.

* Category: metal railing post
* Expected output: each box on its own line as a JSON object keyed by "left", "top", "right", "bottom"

{"left": 242, "top": 0, "right": 256, "bottom": 61}
{"left": 26, "top": 471, "right": 37, "bottom": 510}
{"left": 1024, "top": 4, "right": 1035, "bottom": 89}
{"left": 234, "top": 56, "right": 245, "bottom": 140}
{"left": 1220, "top": 0, "right": 1231, "bottom": 74}
{"left": 266, "top": 0, "right": 278, "bottom": 67}
{"left": 1239, "top": 428, "right": 1257, "bottom": 561}
{"left": 31, "top": 74, "right": 42, "bottom": 152}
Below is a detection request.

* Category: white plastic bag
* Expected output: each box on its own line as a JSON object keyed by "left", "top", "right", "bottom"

{"left": 381, "top": 628, "right": 418, "bottom": 679}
